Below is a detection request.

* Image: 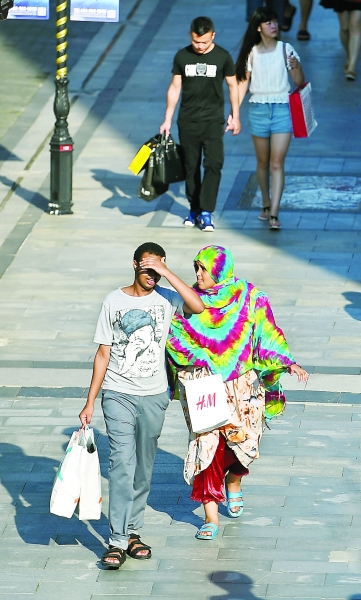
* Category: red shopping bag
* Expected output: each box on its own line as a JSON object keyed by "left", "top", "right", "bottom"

{"left": 289, "top": 82, "right": 317, "bottom": 138}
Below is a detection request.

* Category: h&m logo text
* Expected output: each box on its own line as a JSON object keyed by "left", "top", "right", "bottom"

{"left": 196, "top": 393, "right": 216, "bottom": 410}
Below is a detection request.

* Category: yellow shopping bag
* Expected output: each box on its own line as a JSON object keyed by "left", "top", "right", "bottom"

{"left": 128, "top": 144, "right": 152, "bottom": 175}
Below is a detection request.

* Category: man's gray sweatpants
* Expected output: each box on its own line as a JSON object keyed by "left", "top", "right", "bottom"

{"left": 101, "top": 389, "right": 169, "bottom": 550}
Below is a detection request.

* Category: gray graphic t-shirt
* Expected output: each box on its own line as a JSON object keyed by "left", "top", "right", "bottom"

{"left": 94, "top": 285, "right": 184, "bottom": 395}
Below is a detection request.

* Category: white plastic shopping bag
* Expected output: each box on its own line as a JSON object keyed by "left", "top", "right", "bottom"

{"left": 184, "top": 373, "right": 231, "bottom": 434}
{"left": 50, "top": 427, "right": 102, "bottom": 520}
{"left": 78, "top": 429, "right": 102, "bottom": 521}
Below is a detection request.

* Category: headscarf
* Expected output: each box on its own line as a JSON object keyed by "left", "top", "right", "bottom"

{"left": 166, "top": 245, "right": 295, "bottom": 419}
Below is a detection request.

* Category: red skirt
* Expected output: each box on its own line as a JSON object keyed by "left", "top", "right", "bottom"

{"left": 191, "top": 433, "right": 249, "bottom": 505}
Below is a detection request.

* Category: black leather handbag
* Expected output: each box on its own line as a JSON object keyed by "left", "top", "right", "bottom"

{"left": 152, "top": 133, "right": 185, "bottom": 186}
{"left": 138, "top": 149, "right": 168, "bottom": 202}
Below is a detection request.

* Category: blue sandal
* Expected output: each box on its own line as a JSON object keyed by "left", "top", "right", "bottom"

{"left": 225, "top": 487, "right": 244, "bottom": 518}
{"left": 195, "top": 523, "right": 219, "bottom": 540}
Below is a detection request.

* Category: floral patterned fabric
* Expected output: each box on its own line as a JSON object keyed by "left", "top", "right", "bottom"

{"left": 178, "top": 367, "right": 265, "bottom": 485}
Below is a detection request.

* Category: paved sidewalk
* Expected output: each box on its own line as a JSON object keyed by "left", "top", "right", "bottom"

{"left": 0, "top": 0, "right": 361, "bottom": 597}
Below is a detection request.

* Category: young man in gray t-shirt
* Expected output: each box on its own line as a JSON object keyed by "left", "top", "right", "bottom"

{"left": 79, "top": 242, "right": 203, "bottom": 569}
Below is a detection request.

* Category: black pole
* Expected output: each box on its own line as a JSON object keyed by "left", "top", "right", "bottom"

{"left": 48, "top": 0, "right": 74, "bottom": 215}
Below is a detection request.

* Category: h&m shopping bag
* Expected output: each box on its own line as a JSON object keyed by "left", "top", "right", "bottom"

{"left": 184, "top": 373, "right": 231, "bottom": 434}
{"left": 289, "top": 82, "right": 317, "bottom": 138}
{"left": 50, "top": 427, "right": 102, "bottom": 520}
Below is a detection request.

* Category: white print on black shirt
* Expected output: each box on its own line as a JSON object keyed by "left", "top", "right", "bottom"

{"left": 185, "top": 63, "right": 217, "bottom": 77}
{"left": 113, "top": 306, "right": 165, "bottom": 378}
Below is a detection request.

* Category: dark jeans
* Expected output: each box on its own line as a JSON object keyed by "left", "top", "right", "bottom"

{"left": 178, "top": 120, "right": 224, "bottom": 214}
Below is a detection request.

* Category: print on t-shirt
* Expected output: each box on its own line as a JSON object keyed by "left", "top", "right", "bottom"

{"left": 113, "top": 307, "right": 164, "bottom": 378}
{"left": 185, "top": 63, "right": 217, "bottom": 77}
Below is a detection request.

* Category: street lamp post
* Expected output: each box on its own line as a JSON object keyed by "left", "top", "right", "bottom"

{"left": 48, "top": 0, "right": 74, "bottom": 215}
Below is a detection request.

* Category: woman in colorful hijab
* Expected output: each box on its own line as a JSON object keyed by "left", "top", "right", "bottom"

{"left": 167, "top": 245, "right": 308, "bottom": 540}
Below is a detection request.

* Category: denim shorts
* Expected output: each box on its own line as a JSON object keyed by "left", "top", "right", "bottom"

{"left": 249, "top": 102, "right": 292, "bottom": 137}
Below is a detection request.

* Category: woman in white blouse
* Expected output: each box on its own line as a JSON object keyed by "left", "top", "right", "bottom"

{"left": 236, "top": 8, "right": 304, "bottom": 230}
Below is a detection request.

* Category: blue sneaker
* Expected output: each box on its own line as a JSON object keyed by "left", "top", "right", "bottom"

{"left": 198, "top": 211, "right": 214, "bottom": 232}
{"left": 183, "top": 211, "right": 197, "bottom": 227}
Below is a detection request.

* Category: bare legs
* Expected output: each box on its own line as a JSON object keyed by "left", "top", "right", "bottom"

{"left": 252, "top": 133, "right": 292, "bottom": 220}
{"left": 197, "top": 474, "right": 243, "bottom": 538}
{"left": 338, "top": 10, "right": 361, "bottom": 77}
{"left": 298, "top": 0, "right": 313, "bottom": 35}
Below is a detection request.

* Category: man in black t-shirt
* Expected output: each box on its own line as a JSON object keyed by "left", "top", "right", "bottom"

{"left": 160, "top": 16, "right": 240, "bottom": 232}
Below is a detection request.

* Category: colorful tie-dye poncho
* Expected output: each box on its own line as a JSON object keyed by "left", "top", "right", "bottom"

{"left": 166, "top": 245, "right": 295, "bottom": 419}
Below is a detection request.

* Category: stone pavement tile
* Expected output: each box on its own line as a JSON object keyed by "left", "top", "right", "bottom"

{"left": 0, "top": 388, "right": 19, "bottom": 397}
{"left": 0, "top": 568, "right": 99, "bottom": 583}
{"left": 91, "top": 597, "right": 200, "bottom": 600}
{"left": 153, "top": 582, "right": 268, "bottom": 597}
{"left": 275, "top": 535, "right": 353, "bottom": 550}
{"left": 280, "top": 515, "right": 352, "bottom": 528}
{"left": 271, "top": 560, "right": 358, "bottom": 574}
{"left": 266, "top": 583, "right": 361, "bottom": 597}
{"left": 221, "top": 525, "right": 335, "bottom": 541}
{"left": 351, "top": 412, "right": 361, "bottom": 421}
{"left": 326, "top": 572, "right": 361, "bottom": 584}
{"left": 238, "top": 571, "right": 327, "bottom": 585}
{"left": 34, "top": 581, "right": 152, "bottom": 600}
{"left": 98, "top": 569, "right": 227, "bottom": 584}
{"left": 302, "top": 404, "right": 356, "bottom": 416}
{"left": 342, "top": 469, "right": 361, "bottom": 482}
{"left": 0, "top": 578, "right": 38, "bottom": 594}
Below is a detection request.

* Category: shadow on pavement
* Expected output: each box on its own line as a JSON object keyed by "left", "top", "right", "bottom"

{"left": 0, "top": 429, "right": 194, "bottom": 552}
{"left": 148, "top": 446, "right": 204, "bottom": 528}
{"left": 0, "top": 175, "right": 48, "bottom": 211}
{"left": 93, "top": 168, "right": 184, "bottom": 218}
{"left": 0, "top": 435, "right": 106, "bottom": 554}
{"left": 208, "top": 572, "right": 263, "bottom": 599}
{"left": 0, "top": 145, "right": 20, "bottom": 161}
{"left": 343, "top": 292, "right": 361, "bottom": 321}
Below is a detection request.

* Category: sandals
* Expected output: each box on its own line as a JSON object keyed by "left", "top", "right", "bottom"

{"left": 258, "top": 206, "right": 270, "bottom": 221}
{"left": 281, "top": 5, "right": 296, "bottom": 32}
{"left": 195, "top": 523, "right": 219, "bottom": 540}
{"left": 297, "top": 29, "right": 310, "bottom": 41}
{"left": 127, "top": 534, "right": 152, "bottom": 560}
{"left": 269, "top": 216, "right": 281, "bottom": 230}
{"left": 225, "top": 487, "right": 244, "bottom": 518}
{"left": 101, "top": 546, "right": 126, "bottom": 569}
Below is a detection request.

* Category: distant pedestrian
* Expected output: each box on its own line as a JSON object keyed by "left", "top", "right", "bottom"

{"left": 246, "top": 0, "right": 293, "bottom": 29}
{"left": 79, "top": 242, "right": 203, "bottom": 568}
{"left": 167, "top": 245, "right": 309, "bottom": 540}
{"left": 160, "top": 16, "right": 240, "bottom": 232}
{"left": 236, "top": 7, "right": 304, "bottom": 230}
{"left": 297, "top": 0, "right": 313, "bottom": 39}
{"left": 320, "top": 0, "right": 361, "bottom": 80}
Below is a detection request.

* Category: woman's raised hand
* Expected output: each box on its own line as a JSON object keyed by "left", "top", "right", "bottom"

{"left": 288, "top": 363, "right": 309, "bottom": 382}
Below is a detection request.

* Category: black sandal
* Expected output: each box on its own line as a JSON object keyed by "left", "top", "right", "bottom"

{"left": 101, "top": 545, "right": 126, "bottom": 569}
{"left": 281, "top": 4, "right": 296, "bottom": 31}
{"left": 127, "top": 534, "right": 152, "bottom": 560}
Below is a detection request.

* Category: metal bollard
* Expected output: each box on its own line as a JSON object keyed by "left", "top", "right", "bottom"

{"left": 48, "top": 0, "right": 74, "bottom": 215}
